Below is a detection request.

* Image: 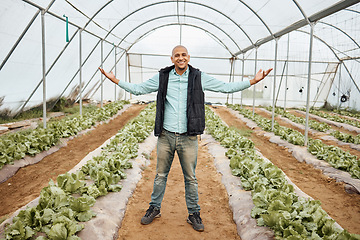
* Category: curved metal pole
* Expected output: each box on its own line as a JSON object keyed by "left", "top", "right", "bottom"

{"left": 237, "top": 0, "right": 273, "bottom": 36}
{"left": 49, "top": 38, "right": 101, "bottom": 111}
{"left": 124, "top": 23, "right": 235, "bottom": 56}
{"left": 82, "top": 0, "right": 113, "bottom": 30}
{"left": 89, "top": 23, "right": 237, "bottom": 100}
{"left": 292, "top": 0, "right": 311, "bottom": 24}
{"left": 236, "top": 0, "right": 359, "bottom": 55}
{"left": 318, "top": 21, "right": 360, "bottom": 49}
{"left": 104, "top": 1, "right": 254, "bottom": 47}
{"left": 117, "top": 14, "right": 241, "bottom": 52}
{"left": 0, "top": 10, "right": 40, "bottom": 71}
{"left": 3, "top": 0, "right": 55, "bottom": 71}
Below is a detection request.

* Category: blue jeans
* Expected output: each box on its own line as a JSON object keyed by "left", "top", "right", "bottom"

{"left": 149, "top": 129, "right": 200, "bottom": 214}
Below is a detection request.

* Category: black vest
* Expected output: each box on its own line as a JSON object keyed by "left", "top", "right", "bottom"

{"left": 154, "top": 65, "right": 205, "bottom": 136}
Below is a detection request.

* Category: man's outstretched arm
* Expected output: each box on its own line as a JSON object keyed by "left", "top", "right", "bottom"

{"left": 98, "top": 67, "right": 159, "bottom": 95}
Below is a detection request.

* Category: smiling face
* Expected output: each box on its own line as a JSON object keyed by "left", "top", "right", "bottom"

{"left": 171, "top": 45, "right": 190, "bottom": 75}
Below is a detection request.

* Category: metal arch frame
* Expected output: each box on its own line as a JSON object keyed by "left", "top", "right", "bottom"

{"left": 317, "top": 21, "right": 360, "bottom": 49}
{"left": 236, "top": 0, "right": 273, "bottom": 36}
{"left": 126, "top": 23, "right": 234, "bottom": 55}
{"left": 65, "top": 0, "right": 129, "bottom": 45}
{"left": 296, "top": 29, "right": 360, "bottom": 94}
{"left": 86, "top": 22, "right": 236, "bottom": 99}
{"left": 14, "top": 0, "right": 125, "bottom": 114}
{"left": 101, "top": 1, "right": 255, "bottom": 47}
{"left": 18, "top": 0, "right": 120, "bottom": 47}
{"left": 1, "top": 0, "right": 56, "bottom": 71}
{"left": 116, "top": 14, "right": 241, "bottom": 53}
{"left": 344, "top": 8, "right": 360, "bottom": 14}
{"left": 292, "top": 0, "right": 311, "bottom": 24}
{"left": 235, "top": 0, "right": 360, "bottom": 55}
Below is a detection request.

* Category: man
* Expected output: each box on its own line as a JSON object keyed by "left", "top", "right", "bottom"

{"left": 99, "top": 45, "right": 272, "bottom": 232}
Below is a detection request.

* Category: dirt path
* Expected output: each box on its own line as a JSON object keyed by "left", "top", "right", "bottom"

{"left": 117, "top": 139, "right": 241, "bottom": 240}
{"left": 0, "top": 104, "right": 145, "bottom": 218}
{"left": 212, "top": 106, "right": 360, "bottom": 235}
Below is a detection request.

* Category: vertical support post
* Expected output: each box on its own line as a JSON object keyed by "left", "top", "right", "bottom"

{"left": 114, "top": 44, "right": 117, "bottom": 102}
{"left": 305, "top": 23, "right": 315, "bottom": 146}
{"left": 226, "top": 57, "right": 234, "bottom": 104}
{"left": 271, "top": 38, "right": 279, "bottom": 131}
{"left": 41, "top": 10, "right": 47, "bottom": 128}
{"left": 252, "top": 47, "right": 258, "bottom": 115}
{"left": 124, "top": 51, "right": 127, "bottom": 100}
{"left": 284, "top": 33, "right": 290, "bottom": 110}
{"left": 180, "top": 25, "right": 182, "bottom": 45}
{"left": 337, "top": 61, "right": 341, "bottom": 110}
{"left": 231, "top": 58, "right": 236, "bottom": 104}
{"left": 127, "top": 52, "right": 132, "bottom": 99}
{"left": 79, "top": 29, "right": 82, "bottom": 115}
{"left": 241, "top": 54, "right": 245, "bottom": 107}
{"left": 100, "top": 39, "right": 104, "bottom": 108}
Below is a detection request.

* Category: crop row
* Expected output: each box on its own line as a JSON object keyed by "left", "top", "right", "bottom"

{"left": 265, "top": 106, "right": 331, "bottom": 132}
{"left": 333, "top": 109, "right": 360, "bottom": 120}
{"left": 206, "top": 108, "right": 360, "bottom": 239}
{"left": 3, "top": 103, "right": 156, "bottom": 240}
{"left": 0, "top": 100, "right": 129, "bottom": 170}
{"left": 205, "top": 106, "right": 359, "bottom": 239}
{"left": 267, "top": 106, "right": 360, "bottom": 145}
{"left": 228, "top": 104, "right": 360, "bottom": 179}
{"left": 307, "top": 108, "right": 360, "bottom": 129}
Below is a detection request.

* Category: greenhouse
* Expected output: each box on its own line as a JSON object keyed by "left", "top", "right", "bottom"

{"left": 0, "top": 0, "right": 360, "bottom": 239}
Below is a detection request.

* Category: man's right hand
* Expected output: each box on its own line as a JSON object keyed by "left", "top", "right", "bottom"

{"left": 98, "top": 68, "right": 119, "bottom": 84}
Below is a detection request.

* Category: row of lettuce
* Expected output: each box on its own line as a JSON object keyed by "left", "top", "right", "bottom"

{"left": 307, "top": 108, "right": 360, "bottom": 129}
{"left": 332, "top": 109, "right": 360, "bottom": 120}
{"left": 0, "top": 100, "right": 130, "bottom": 170}
{"left": 228, "top": 104, "right": 360, "bottom": 180}
{"left": 266, "top": 106, "right": 360, "bottom": 145}
{"left": 2, "top": 103, "right": 156, "bottom": 240}
{"left": 205, "top": 106, "right": 360, "bottom": 240}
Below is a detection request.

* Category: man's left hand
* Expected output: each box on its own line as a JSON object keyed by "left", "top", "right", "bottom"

{"left": 250, "top": 68, "right": 273, "bottom": 85}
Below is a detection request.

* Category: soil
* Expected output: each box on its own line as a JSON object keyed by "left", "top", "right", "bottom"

{"left": 212, "top": 106, "right": 360, "bottom": 235}
{"left": 1, "top": 104, "right": 359, "bottom": 238}
{"left": 117, "top": 139, "right": 241, "bottom": 240}
{"left": 0, "top": 104, "right": 145, "bottom": 218}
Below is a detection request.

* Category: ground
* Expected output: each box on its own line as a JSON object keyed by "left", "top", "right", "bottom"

{"left": 0, "top": 104, "right": 359, "bottom": 238}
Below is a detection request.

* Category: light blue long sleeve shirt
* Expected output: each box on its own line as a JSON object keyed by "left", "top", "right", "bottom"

{"left": 118, "top": 67, "right": 251, "bottom": 133}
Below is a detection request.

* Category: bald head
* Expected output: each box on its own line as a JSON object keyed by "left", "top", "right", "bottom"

{"left": 172, "top": 45, "right": 188, "bottom": 57}
{"left": 171, "top": 45, "right": 190, "bottom": 75}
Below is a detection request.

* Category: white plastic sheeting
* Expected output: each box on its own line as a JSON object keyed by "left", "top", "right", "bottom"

{"left": 1, "top": 0, "right": 360, "bottom": 114}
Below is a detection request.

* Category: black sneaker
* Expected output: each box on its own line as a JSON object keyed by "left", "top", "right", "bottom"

{"left": 187, "top": 212, "right": 204, "bottom": 232}
{"left": 141, "top": 206, "right": 161, "bottom": 225}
